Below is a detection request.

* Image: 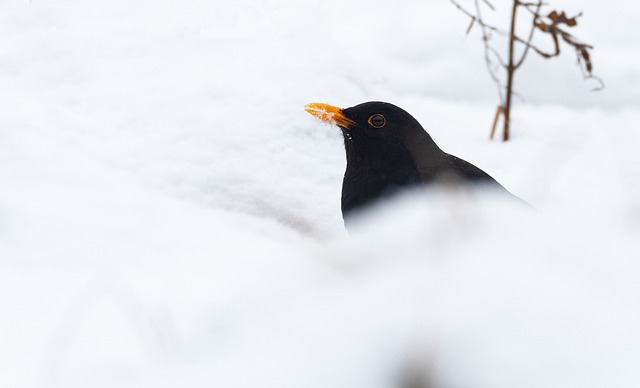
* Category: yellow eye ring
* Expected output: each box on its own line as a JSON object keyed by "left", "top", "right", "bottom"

{"left": 368, "top": 114, "right": 386, "bottom": 128}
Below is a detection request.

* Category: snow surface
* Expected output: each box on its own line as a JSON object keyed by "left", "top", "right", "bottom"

{"left": 1, "top": 0, "right": 639, "bottom": 387}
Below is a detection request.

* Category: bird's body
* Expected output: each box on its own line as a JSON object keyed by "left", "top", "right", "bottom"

{"left": 305, "top": 101, "right": 521, "bottom": 223}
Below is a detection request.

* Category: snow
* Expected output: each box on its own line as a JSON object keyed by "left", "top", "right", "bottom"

{"left": 1, "top": 0, "right": 639, "bottom": 387}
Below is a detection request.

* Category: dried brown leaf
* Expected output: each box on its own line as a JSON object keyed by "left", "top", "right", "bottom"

{"left": 548, "top": 10, "right": 579, "bottom": 27}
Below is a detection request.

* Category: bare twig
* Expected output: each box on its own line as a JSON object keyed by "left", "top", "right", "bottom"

{"left": 480, "top": 0, "right": 495, "bottom": 10}
{"left": 473, "top": 0, "right": 506, "bottom": 103}
{"left": 490, "top": 105, "right": 503, "bottom": 140}
{"left": 514, "top": 0, "right": 544, "bottom": 69}
{"left": 449, "top": 0, "right": 504, "bottom": 36}
{"left": 502, "top": 0, "right": 519, "bottom": 141}
{"left": 520, "top": 1, "right": 548, "bottom": 9}
{"left": 465, "top": 17, "right": 476, "bottom": 34}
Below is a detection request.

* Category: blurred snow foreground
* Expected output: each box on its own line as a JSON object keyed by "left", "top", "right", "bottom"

{"left": 4, "top": 185, "right": 640, "bottom": 388}
{"left": 2, "top": 0, "right": 640, "bottom": 387}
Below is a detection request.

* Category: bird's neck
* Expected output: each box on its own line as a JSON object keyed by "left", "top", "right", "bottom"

{"left": 342, "top": 140, "right": 422, "bottom": 219}
{"left": 399, "top": 130, "right": 450, "bottom": 184}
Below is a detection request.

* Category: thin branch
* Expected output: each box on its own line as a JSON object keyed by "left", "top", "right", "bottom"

{"left": 474, "top": 0, "right": 506, "bottom": 103}
{"left": 480, "top": 0, "right": 495, "bottom": 10}
{"left": 465, "top": 17, "right": 476, "bottom": 34}
{"left": 514, "top": 0, "right": 544, "bottom": 69}
{"left": 449, "top": 0, "right": 505, "bottom": 37}
{"left": 489, "top": 105, "right": 503, "bottom": 140}
{"left": 488, "top": 45, "right": 508, "bottom": 67}
{"left": 513, "top": 33, "right": 557, "bottom": 57}
{"left": 451, "top": 0, "right": 507, "bottom": 102}
{"left": 520, "top": 1, "right": 548, "bottom": 7}
{"left": 450, "top": 0, "right": 548, "bottom": 52}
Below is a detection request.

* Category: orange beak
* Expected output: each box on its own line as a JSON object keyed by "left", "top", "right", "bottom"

{"left": 304, "top": 102, "right": 355, "bottom": 128}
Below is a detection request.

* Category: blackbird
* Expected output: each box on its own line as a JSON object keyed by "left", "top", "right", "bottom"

{"left": 304, "top": 101, "right": 522, "bottom": 222}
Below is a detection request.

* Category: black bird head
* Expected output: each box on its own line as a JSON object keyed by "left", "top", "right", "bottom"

{"left": 304, "top": 101, "right": 442, "bottom": 171}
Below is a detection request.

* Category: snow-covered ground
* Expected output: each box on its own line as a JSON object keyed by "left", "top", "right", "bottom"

{"left": 1, "top": 0, "right": 639, "bottom": 387}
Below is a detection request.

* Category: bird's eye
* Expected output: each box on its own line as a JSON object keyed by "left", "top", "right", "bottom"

{"left": 368, "top": 114, "right": 386, "bottom": 128}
